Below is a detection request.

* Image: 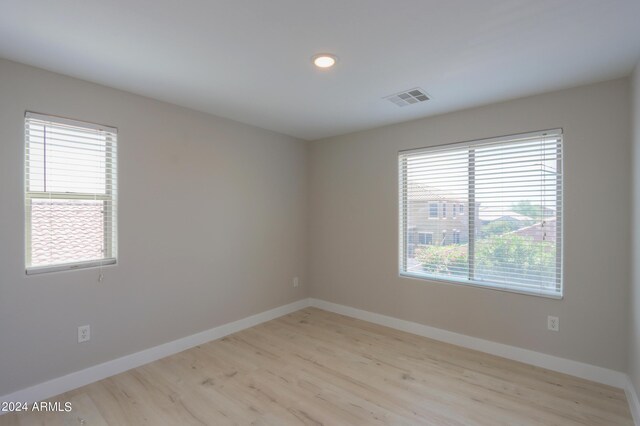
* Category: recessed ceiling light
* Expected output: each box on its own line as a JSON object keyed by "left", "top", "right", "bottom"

{"left": 312, "top": 53, "right": 337, "bottom": 69}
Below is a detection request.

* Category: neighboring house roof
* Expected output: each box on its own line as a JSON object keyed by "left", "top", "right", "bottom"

{"left": 509, "top": 217, "right": 557, "bottom": 241}
{"left": 478, "top": 210, "right": 532, "bottom": 222}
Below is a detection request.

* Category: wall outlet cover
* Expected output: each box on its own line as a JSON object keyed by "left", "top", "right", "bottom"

{"left": 547, "top": 316, "right": 559, "bottom": 331}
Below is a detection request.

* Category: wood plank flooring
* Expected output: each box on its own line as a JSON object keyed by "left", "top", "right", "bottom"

{"left": 0, "top": 308, "right": 633, "bottom": 425}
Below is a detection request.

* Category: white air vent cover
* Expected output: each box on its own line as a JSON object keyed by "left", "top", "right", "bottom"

{"left": 384, "top": 88, "right": 430, "bottom": 107}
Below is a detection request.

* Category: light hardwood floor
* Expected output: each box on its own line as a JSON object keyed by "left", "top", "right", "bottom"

{"left": 0, "top": 308, "right": 633, "bottom": 425}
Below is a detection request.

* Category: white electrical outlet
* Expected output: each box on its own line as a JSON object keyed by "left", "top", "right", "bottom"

{"left": 547, "top": 316, "right": 559, "bottom": 331}
{"left": 78, "top": 325, "right": 91, "bottom": 343}
{"left": 293, "top": 277, "right": 299, "bottom": 288}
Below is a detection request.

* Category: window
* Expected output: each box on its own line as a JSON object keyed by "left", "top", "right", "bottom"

{"left": 442, "top": 202, "right": 447, "bottom": 218}
{"left": 418, "top": 232, "right": 433, "bottom": 245}
{"left": 429, "top": 203, "right": 438, "bottom": 218}
{"left": 399, "top": 129, "right": 563, "bottom": 298}
{"left": 25, "top": 112, "right": 118, "bottom": 274}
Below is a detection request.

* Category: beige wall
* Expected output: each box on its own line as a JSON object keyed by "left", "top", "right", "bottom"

{"left": 309, "top": 78, "right": 631, "bottom": 371}
{"left": 0, "top": 59, "right": 309, "bottom": 396}
{"left": 0, "top": 57, "right": 634, "bottom": 396}
{"left": 631, "top": 62, "right": 640, "bottom": 394}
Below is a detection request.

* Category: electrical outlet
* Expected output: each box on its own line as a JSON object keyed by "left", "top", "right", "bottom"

{"left": 78, "top": 325, "right": 91, "bottom": 343}
{"left": 293, "top": 277, "right": 299, "bottom": 288}
{"left": 547, "top": 316, "right": 559, "bottom": 332}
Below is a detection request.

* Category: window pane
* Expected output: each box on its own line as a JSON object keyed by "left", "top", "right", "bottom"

{"left": 473, "top": 139, "right": 559, "bottom": 291}
{"left": 27, "top": 124, "right": 110, "bottom": 194}
{"left": 402, "top": 147, "right": 469, "bottom": 279}
{"left": 29, "top": 199, "right": 106, "bottom": 267}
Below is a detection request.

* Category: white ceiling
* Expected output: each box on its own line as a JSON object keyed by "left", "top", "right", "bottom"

{"left": 1, "top": 1, "right": 640, "bottom": 140}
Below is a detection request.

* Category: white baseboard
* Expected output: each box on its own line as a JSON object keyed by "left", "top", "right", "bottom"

{"left": 626, "top": 376, "right": 640, "bottom": 426}
{"left": 0, "top": 298, "right": 311, "bottom": 407}
{"left": 309, "top": 298, "right": 628, "bottom": 389}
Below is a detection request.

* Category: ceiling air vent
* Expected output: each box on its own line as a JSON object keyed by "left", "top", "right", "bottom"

{"left": 384, "top": 88, "right": 430, "bottom": 107}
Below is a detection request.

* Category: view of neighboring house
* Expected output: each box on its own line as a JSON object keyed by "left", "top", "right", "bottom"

{"left": 512, "top": 217, "right": 558, "bottom": 243}
{"left": 406, "top": 183, "right": 557, "bottom": 255}
{"left": 405, "top": 183, "right": 477, "bottom": 256}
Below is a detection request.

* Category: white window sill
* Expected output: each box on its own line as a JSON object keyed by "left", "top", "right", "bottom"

{"left": 399, "top": 271, "right": 563, "bottom": 300}
{"left": 26, "top": 258, "right": 117, "bottom": 275}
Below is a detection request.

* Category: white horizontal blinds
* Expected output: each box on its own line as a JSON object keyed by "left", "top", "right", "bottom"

{"left": 25, "top": 112, "right": 118, "bottom": 271}
{"left": 399, "top": 129, "right": 562, "bottom": 297}
{"left": 473, "top": 133, "right": 562, "bottom": 295}
{"left": 400, "top": 146, "right": 470, "bottom": 280}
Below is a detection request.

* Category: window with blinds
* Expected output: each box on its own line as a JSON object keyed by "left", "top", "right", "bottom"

{"left": 399, "top": 129, "right": 562, "bottom": 298}
{"left": 25, "top": 112, "right": 118, "bottom": 274}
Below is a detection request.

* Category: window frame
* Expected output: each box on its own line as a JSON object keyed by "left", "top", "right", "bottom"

{"left": 24, "top": 112, "right": 118, "bottom": 275}
{"left": 398, "top": 129, "right": 563, "bottom": 299}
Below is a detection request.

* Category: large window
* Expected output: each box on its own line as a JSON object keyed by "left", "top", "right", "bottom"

{"left": 25, "top": 112, "right": 118, "bottom": 274}
{"left": 399, "top": 129, "right": 563, "bottom": 298}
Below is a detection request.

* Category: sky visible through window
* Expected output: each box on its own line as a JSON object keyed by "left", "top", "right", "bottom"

{"left": 406, "top": 139, "right": 558, "bottom": 212}
{"left": 27, "top": 123, "right": 110, "bottom": 194}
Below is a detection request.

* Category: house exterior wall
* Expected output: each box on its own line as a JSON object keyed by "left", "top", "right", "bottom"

{"left": 407, "top": 200, "right": 470, "bottom": 247}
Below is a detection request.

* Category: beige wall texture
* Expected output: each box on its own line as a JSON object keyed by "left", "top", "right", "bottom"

{"left": 308, "top": 78, "right": 631, "bottom": 371}
{"left": 0, "top": 59, "right": 309, "bottom": 396}
{"left": 0, "top": 57, "right": 635, "bottom": 398}
{"left": 631, "top": 62, "right": 640, "bottom": 395}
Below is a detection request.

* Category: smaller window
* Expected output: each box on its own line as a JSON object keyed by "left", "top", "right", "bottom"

{"left": 453, "top": 230, "right": 461, "bottom": 244}
{"left": 442, "top": 203, "right": 447, "bottom": 218}
{"left": 25, "top": 112, "right": 118, "bottom": 274}
{"left": 459, "top": 204, "right": 464, "bottom": 214}
{"left": 418, "top": 232, "right": 433, "bottom": 245}
{"left": 429, "top": 203, "right": 438, "bottom": 218}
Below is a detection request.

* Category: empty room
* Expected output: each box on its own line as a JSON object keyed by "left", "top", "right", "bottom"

{"left": 1, "top": 1, "right": 640, "bottom": 425}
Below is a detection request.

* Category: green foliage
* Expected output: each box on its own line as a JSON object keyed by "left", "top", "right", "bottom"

{"left": 415, "top": 245, "right": 467, "bottom": 276}
{"left": 415, "top": 234, "right": 555, "bottom": 285}
{"left": 480, "top": 220, "right": 522, "bottom": 237}
{"left": 475, "top": 234, "right": 555, "bottom": 282}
